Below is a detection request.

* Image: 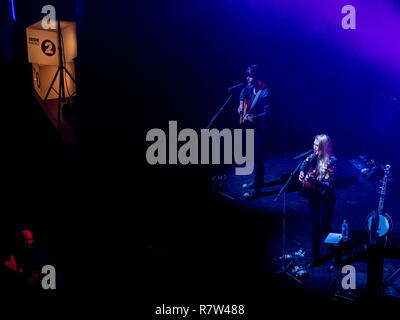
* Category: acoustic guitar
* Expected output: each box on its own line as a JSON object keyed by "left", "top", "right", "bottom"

{"left": 239, "top": 98, "right": 251, "bottom": 124}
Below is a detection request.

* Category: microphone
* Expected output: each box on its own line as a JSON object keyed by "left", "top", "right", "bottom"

{"left": 227, "top": 82, "right": 245, "bottom": 91}
{"left": 293, "top": 149, "right": 313, "bottom": 159}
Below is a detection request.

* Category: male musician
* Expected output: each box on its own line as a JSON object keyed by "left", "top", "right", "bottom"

{"left": 237, "top": 65, "right": 270, "bottom": 199}
{"left": 299, "top": 134, "right": 337, "bottom": 268}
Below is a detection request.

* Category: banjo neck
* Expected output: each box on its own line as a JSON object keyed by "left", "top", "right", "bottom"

{"left": 377, "top": 165, "right": 390, "bottom": 216}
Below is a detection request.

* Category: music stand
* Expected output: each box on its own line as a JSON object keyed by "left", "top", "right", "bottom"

{"left": 43, "top": 19, "right": 76, "bottom": 122}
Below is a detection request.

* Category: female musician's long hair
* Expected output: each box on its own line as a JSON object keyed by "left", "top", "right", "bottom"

{"left": 315, "top": 134, "right": 332, "bottom": 175}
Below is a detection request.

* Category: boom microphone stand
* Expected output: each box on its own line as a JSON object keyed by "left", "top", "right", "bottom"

{"left": 272, "top": 152, "right": 310, "bottom": 283}
{"left": 206, "top": 82, "right": 244, "bottom": 200}
{"left": 206, "top": 94, "right": 235, "bottom": 200}
{"left": 44, "top": 19, "right": 76, "bottom": 122}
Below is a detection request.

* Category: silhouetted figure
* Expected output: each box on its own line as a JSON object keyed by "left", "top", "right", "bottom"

{"left": 3, "top": 230, "right": 40, "bottom": 295}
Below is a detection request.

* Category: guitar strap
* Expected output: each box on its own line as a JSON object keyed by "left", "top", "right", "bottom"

{"left": 248, "top": 89, "right": 263, "bottom": 112}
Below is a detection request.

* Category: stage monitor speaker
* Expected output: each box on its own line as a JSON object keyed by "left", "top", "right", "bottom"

{"left": 26, "top": 20, "right": 77, "bottom": 66}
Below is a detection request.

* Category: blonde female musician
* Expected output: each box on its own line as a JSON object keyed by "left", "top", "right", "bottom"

{"left": 299, "top": 134, "right": 337, "bottom": 268}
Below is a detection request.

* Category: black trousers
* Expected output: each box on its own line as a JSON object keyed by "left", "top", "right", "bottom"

{"left": 308, "top": 190, "right": 335, "bottom": 259}
{"left": 253, "top": 127, "right": 265, "bottom": 192}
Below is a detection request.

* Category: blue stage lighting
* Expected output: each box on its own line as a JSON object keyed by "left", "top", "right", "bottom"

{"left": 11, "top": 0, "right": 16, "bottom": 21}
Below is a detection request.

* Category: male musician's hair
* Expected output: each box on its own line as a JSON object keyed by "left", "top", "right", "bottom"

{"left": 245, "top": 65, "right": 266, "bottom": 82}
{"left": 315, "top": 134, "right": 332, "bottom": 168}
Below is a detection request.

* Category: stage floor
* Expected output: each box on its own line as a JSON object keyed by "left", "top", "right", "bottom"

{"left": 217, "top": 154, "right": 400, "bottom": 300}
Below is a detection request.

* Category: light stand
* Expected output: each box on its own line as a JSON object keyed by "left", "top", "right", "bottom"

{"left": 272, "top": 155, "right": 308, "bottom": 283}
{"left": 44, "top": 19, "right": 76, "bottom": 122}
{"left": 206, "top": 93, "right": 235, "bottom": 200}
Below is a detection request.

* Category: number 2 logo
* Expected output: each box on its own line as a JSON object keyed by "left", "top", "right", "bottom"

{"left": 41, "top": 40, "right": 56, "bottom": 56}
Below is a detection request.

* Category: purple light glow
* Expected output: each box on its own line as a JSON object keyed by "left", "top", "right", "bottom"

{"left": 249, "top": 0, "right": 400, "bottom": 76}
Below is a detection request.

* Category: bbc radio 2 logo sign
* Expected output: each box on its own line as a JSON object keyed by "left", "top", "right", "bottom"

{"left": 41, "top": 40, "right": 56, "bottom": 56}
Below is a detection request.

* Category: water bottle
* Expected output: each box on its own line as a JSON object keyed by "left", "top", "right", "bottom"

{"left": 342, "top": 220, "right": 349, "bottom": 239}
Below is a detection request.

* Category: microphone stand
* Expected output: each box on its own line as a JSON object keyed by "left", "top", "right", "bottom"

{"left": 205, "top": 93, "right": 235, "bottom": 200}
{"left": 206, "top": 94, "right": 232, "bottom": 130}
{"left": 206, "top": 82, "right": 244, "bottom": 128}
{"left": 272, "top": 154, "right": 309, "bottom": 283}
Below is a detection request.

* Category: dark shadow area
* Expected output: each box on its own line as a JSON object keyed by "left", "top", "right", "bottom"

{"left": 2, "top": 0, "right": 400, "bottom": 312}
{"left": 336, "top": 176, "right": 359, "bottom": 189}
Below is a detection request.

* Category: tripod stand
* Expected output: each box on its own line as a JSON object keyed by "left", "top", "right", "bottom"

{"left": 44, "top": 19, "right": 76, "bottom": 122}
{"left": 272, "top": 155, "right": 307, "bottom": 283}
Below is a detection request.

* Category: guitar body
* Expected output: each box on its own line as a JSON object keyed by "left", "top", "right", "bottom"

{"left": 239, "top": 99, "right": 251, "bottom": 124}
{"left": 300, "top": 168, "right": 317, "bottom": 192}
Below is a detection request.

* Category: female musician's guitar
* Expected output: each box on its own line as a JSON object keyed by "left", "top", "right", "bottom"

{"left": 365, "top": 164, "right": 392, "bottom": 246}
{"left": 299, "top": 167, "right": 318, "bottom": 199}
{"left": 301, "top": 169, "right": 317, "bottom": 189}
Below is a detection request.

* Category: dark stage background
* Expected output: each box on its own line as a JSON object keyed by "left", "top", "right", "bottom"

{"left": 2, "top": 0, "right": 400, "bottom": 310}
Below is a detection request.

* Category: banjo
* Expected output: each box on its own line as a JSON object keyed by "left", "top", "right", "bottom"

{"left": 365, "top": 164, "right": 392, "bottom": 246}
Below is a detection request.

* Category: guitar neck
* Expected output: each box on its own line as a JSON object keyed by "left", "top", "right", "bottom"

{"left": 377, "top": 173, "right": 389, "bottom": 215}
